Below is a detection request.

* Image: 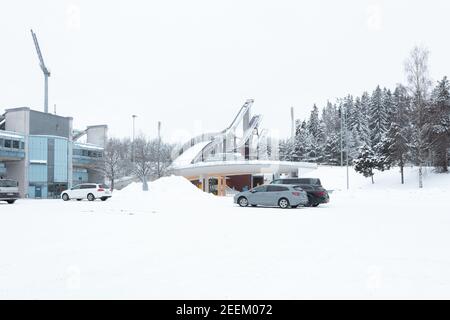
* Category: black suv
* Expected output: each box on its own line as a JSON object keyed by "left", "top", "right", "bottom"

{"left": 270, "top": 178, "right": 329, "bottom": 207}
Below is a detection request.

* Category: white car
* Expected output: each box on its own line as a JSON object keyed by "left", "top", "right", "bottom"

{"left": 61, "top": 183, "right": 112, "bottom": 201}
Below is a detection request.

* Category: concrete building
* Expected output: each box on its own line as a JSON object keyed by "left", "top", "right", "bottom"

{"left": 170, "top": 100, "right": 317, "bottom": 195}
{"left": 0, "top": 107, "right": 107, "bottom": 198}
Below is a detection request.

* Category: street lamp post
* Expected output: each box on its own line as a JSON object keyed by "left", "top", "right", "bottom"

{"left": 157, "top": 121, "right": 161, "bottom": 178}
{"left": 340, "top": 104, "right": 350, "bottom": 190}
{"left": 345, "top": 106, "right": 349, "bottom": 190}
{"left": 132, "top": 115, "right": 137, "bottom": 163}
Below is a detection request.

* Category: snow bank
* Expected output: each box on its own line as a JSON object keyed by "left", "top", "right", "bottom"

{"left": 303, "top": 165, "right": 450, "bottom": 191}
{"left": 117, "top": 175, "right": 208, "bottom": 196}
{"left": 112, "top": 175, "right": 214, "bottom": 209}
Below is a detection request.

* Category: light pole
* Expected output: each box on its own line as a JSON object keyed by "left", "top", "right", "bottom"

{"left": 340, "top": 103, "right": 349, "bottom": 190}
{"left": 344, "top": 106, "right": 349, "bottom": 190}
{"left": 340, "top": 106, "right": 344, "bottom": 167}
{"left": 132, "top": 115, "right": 137, "bottom": 163}
{"left": 157, "top": 121, "right": 161, "bottom": 178}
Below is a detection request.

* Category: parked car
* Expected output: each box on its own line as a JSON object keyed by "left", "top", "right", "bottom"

{"left": 271, "top": 178, "right": 329, "bottom": 207}
{"left": 234, "top": 184, "right": 308, "bottom": 209}
{"left": 61, "top": 183, "right": 112, "bottom": 201}
{"left": 0, "top": 179, "right": 20, "bottom": 204}
{"left": 271, "top": 178, "right": 322, "bottom": 186}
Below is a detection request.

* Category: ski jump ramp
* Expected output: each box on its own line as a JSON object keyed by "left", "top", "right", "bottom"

{"left": 172, "top": 99, "right": 263, "bottom": 167}
{"left": 170, "top": 100, "right": 317, "bottom": 181}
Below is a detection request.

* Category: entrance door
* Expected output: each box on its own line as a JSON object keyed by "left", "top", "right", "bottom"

{"left": 35, "top": 185, "right": 42, "bottom": 198}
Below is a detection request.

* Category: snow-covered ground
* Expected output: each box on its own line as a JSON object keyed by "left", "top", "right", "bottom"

{"left": 1, "top": 166, "right": 450, "bottom": 299}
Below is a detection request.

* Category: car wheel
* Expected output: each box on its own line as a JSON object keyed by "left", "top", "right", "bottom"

{"left": 305, "top": 196, "right": 313, "bottom": 207}
{"left": 6, "top": 200, "right": 16, "bottom": 204}
{"left": 62, "top": 193, "right": 70, "bottom": 201}
{"left": 238, "top": 197, "right": 249, "bottom": 207}
{"left": 87, "top": 193, "right": 95, "bottom": 201}
{"left": 278, "top": 198, "right": 290, "bottom": 209}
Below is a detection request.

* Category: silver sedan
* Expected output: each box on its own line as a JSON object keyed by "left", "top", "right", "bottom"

{"left": 234, "top": 184, "right": 309, "bottom": 209}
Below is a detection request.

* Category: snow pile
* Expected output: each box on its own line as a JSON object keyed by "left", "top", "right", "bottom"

{"left": 112, "top": 175, "right": 214, "bottom": 210}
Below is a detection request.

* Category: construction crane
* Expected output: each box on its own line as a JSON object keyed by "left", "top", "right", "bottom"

{"left": 30, "top": 29, "right": 50, "bottom": 113}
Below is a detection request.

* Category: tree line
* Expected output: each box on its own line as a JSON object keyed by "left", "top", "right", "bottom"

{"left": 279, "top": 46, "right": 450, "bottom": 187}
{"left": 95, "top": 136, "right": 173, "bottom": 191}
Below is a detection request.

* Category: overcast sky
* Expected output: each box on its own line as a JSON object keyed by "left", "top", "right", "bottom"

{"left": 1, "top": 0, "right": 449, "bottom": 143}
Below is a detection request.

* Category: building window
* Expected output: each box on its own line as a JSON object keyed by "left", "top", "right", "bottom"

{"left": 13, "top": 140, "right": 20, "bottom": 149}
{"left": 20, "top": 141, "right": 25, "bottom": 149}
{"left": 4, "top": 140, "right": 11, "bottom": 148}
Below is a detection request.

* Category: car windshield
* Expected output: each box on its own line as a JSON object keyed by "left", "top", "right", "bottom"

{"left": 299, "top": 178, "right": 321, "bottom": 185}
{"left": 0, "top": 180, "right": 18, "bottom": 188}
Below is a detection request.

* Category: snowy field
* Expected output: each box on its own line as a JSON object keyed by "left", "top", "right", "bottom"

{"left": 1, "top": 166, "right": 450, "bottom": 299}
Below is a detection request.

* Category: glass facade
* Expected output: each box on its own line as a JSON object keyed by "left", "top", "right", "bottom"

{"left": 54, "top": 138, "right": 68, "bottom": 182}
{"left": 28, "top": 136, "right": 69, "bottom": 199}
{"left": 0, "top": 132, "right": 26, "bottom": 160}
{"left": 0, "top": 162, "right": 6, "bottom": 175}
{"left": 73, "top": 168, "right": 89, "bottom": 184}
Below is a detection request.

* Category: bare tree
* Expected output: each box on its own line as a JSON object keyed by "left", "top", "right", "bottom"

{"left": 404, "top": 46, "right": 432, "bottom": 188}
{"left": 133, "top": 136, "right": 153, "bottom": 191}
{"left": 153, "top": 140, "right": 173, "bottom": 178}
{"left": 104, "top": 138, "right": 128, "bottom": 191}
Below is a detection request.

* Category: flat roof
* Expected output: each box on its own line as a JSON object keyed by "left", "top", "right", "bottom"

{"left": 170, "top": 160, "right": 317, "bottom": 177}
{"left": 4, "top": 107, "right": 73, "bottom": 120}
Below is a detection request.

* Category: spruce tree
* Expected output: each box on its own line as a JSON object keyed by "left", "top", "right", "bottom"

{"left": 354, "top": 144, "right": 377, "bottom": 184}
{"left": 428, "top": 76, "right": 450, "bottom": 172}
{"left": 359, "top": 92, "right": 372, "bottom": 146}
{"left": 369, "top": 86, "right": 388, "bottom": 147}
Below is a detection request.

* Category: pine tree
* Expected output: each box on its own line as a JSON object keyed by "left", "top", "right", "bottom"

{"left": 354, "top": 144, "right": 377, "bottom": 184}
{"left": 322, "top": 133, "right": 341, "bottom": 165}
{"left": 369, "top": 86, "right": 388, "bottom": 147}
{"left": 428, "top": 76, "right": 450, "bottom": 172}
{"left": 293, "top": 120, "right": 314, "bottom": 162}
{"left": 350, "top": 97, "right": 363, "bottom": 145}
{"left": 307, "top": 105, "right": 323, "bottom": 162}
{"left": 359, "top": 92, "right": 372, "bottom": 146}
{"left": 308, "top": 104, "right": 321, "bottom": 138}
{"left": 373, "top": 136, "right": 392, "bottom": 172}
{"left": 387, "top": 84, "right": 412, "bottom": 183}
{"left": 382, "top": 88, "right": 395, "bottom": 130}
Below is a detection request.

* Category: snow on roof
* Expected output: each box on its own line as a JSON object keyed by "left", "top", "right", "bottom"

{"left": 73, "top": 142, "right": 104, "bottom": 151}
{"left": 0, "top": 130, "right": 25, "bottom": 140}
{"left": 30, "top": 160, "right": 47, "bottom": 164}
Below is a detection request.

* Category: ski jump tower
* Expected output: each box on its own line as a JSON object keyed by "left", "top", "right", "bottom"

{"left": 173, "top": 99, "right": 264, "bottom": 165}
{"left": 171, "top": 100, "right": 317, "bottom": 195}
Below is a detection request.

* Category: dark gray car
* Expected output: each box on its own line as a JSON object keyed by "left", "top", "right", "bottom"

{"left": 234, "top": 184, "right": 308, "bottom": 209}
